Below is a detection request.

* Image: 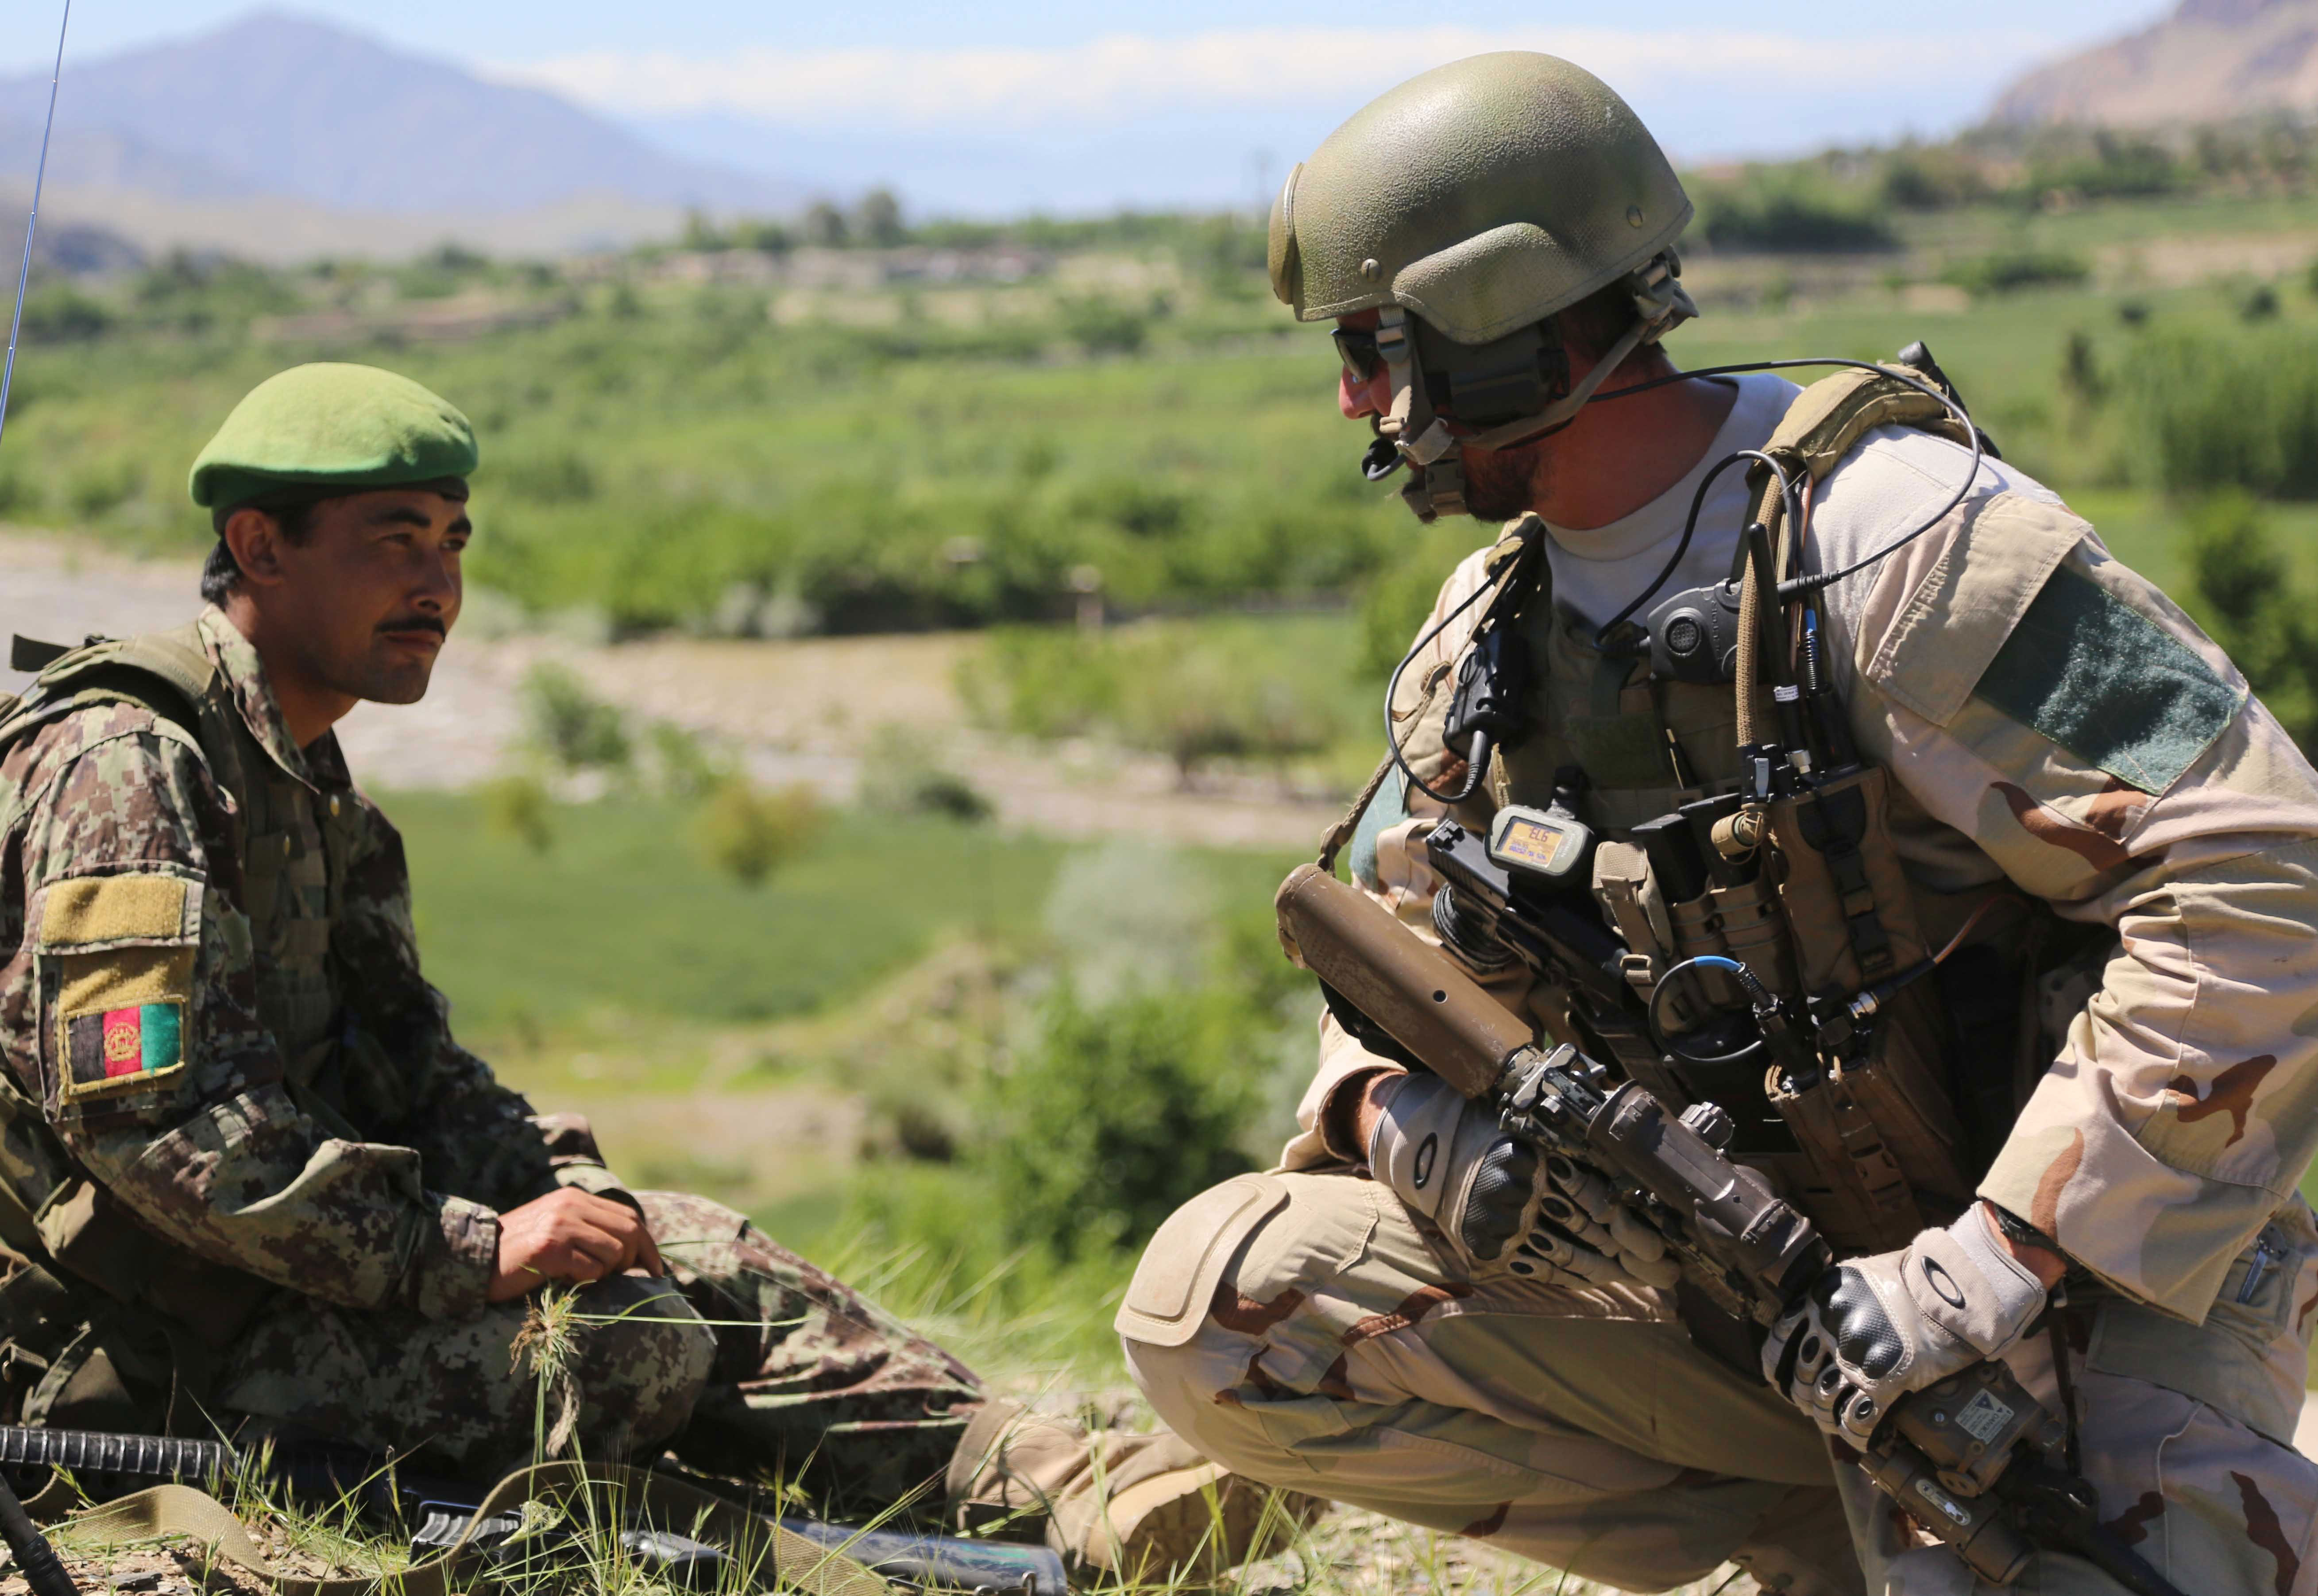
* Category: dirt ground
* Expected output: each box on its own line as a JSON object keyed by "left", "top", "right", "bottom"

{"left": 0, "top": 533, "right": 1340, "bottom": 850}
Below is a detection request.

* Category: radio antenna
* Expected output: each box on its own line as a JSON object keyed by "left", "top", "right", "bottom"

{"left": 0, "top": 0, "right": 73, "bottom": 456}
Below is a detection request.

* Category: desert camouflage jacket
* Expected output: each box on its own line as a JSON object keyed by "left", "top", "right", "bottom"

{"left": 1294, "top": 425, "right": 2318, "bottom": 1328}
{"left": 0, "top": 606, "right": 619, "bottom": 1328}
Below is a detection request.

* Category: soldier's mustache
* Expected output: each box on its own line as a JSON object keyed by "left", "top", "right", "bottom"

{"left": 376, "top": 615, "right": 446, "bottom": 637}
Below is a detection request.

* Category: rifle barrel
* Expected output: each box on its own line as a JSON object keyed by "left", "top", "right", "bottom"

{"left": 0, "top": 1426, "right": 1069, "bottom": 1594}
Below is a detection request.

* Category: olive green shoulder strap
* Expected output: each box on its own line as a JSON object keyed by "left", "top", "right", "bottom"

{"left": 1751, "top": 363, "right": 1971, "bottom": 494}
{"left": 1718, "top": 363, "right": 1975, "bottom": 849}
{"left": 18, "top": 623, "right": 216, "bottom": 714}
{"left": 0, "top": 624, "right": 220, "bottom": 761}
{"left": 0, "top": 623, "right": 234, "bottom": 852}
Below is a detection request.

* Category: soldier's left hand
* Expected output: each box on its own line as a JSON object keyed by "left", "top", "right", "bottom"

{"left": 1761, "top": 1204, "right": 2046, "bottom": 1444}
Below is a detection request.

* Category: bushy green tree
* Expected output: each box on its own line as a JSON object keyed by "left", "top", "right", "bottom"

{"left": 695, "top": 779, "right": 822, "bottom": 887}
{"left": 480, "top": 773, "right": 555, "bottom": 853}
{"left": 1060, "top": 296, "right": 1147, "bottom": 356}
{"left": 1938, "top": 251, "right": 2090, "bottom": 297}
{"left": 19, "top": 284, "right": 112, "bottom": 341}
{"left": 988, "top": 984, "right": 1263, "bottom": 1259}
{"left": 1695, "top": 174, "right": 1896, "bottom": 254}
{"left": 520, "top": 662, "right": 630, "bottom": 771}
{"left": 2186, "top": 493, "right": 2318, "bottom": 751}
{"left": 856, "top": 188, "right": 906, "bottom": 247}
{"left": 2135, "top": 332, "right": 2318, "bottom": 499}
{"left": 803, "top": 201, "right": 849, "bottom": 247}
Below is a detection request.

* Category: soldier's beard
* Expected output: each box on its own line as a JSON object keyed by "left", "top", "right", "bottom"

{"left": 350, "top": 619, "right": 449, "bottom": 705}
{"left": 1456, "top": 441, "right": 1551, "bottom": 524}
{"left": 356, "top": 660, "right": 435, "bottom": 704}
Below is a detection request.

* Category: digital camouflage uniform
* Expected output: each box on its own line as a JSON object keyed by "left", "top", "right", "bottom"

{"left": 0, "top": 607, "right": 983, "bottom": 1503}
{"left": 0, "top": 359, "right": 1303, "bottom": 1582}
{"left": 1124, "top": 417, "right": 2318, "bottom": 1594}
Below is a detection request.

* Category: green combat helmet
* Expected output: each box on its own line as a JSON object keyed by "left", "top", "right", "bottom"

{"left": 1270, "top": 52, "right": 1698, "bottom": 520}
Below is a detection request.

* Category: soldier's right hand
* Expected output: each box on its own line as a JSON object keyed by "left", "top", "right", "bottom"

{"left": 488, "top": 1189, "right": 667, "bottom": 1301}
{"left": 1365, "top": 1073, "right": 1678, "bottom": 1288}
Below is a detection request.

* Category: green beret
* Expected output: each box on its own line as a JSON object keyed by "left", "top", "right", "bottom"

{"left": 189, "top": 363, "right": 479, "bottom": 511}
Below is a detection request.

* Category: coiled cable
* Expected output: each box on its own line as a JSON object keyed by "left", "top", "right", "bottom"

{"left": 1646, "top": 954, "right": 1770, "bottom": 1067}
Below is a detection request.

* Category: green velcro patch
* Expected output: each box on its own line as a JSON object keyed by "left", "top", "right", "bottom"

{"left": 1974, "top": 564, "right": 2242, "bottom": 795}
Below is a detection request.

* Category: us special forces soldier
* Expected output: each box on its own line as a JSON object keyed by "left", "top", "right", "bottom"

{"left": 0, "top": 362, "right": 1285, "bottom": 1579}
{"left": 1120, "top": 53, "right": 2318, "bottom": 1596}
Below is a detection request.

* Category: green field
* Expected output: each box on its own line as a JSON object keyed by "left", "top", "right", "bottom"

{"left": 379, "top": 784, "right": 1312, "bottom": 1378}
{"left": 394, "top": 793, "right": 1067, "bottom": 1038}
{"left": 14, "top": 181, "right": 2318, "bottom": 649}
{"left": 23, "top": 155, "right": 2318, "bottom": 1393}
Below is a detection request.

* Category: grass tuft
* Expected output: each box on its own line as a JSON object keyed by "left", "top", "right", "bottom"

{"left": 513, "top": 1286, "right": 587, "bottom": 1461}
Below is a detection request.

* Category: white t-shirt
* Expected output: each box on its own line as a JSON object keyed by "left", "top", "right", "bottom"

{"left": 1541, "top": 371, "right": 2056, "bottom": 658}
{"left": 1542, "top": 371, "right": 1799, "bottom": 630}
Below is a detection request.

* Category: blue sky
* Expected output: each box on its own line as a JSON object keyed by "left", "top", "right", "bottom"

{"left": 1, "top": 2, "right": 2164, "bottom": 215}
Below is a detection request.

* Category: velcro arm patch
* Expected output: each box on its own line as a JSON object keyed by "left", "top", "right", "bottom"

{"left": 38, "top": 871, "right": 201, "bottom": 952}
{"left": 1974, "top": 564, "right": 2245, "bottom": 796}
{"left": 36, "top": 873, "right": 201, "bottom": 1105}
{"left": 53, "top": 947, "right": 194, "bottom": 1103}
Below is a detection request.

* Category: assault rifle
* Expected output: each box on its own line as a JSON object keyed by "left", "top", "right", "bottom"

{"left": 1276, "top": 862, "right": 2189, "bottom": 1596}
{"left": 0, "top": 1425, "right": 1066, "bottom": 1595}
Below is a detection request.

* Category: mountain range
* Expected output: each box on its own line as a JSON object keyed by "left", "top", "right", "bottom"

{"left": 0, "top": 12, "right": 801, "bottom": 260}
{"left": 1994, "top": 0, "right": 2318, "bottom": 125}
{"left": 0, "top": 4, "right": 2303, "bottom": 265}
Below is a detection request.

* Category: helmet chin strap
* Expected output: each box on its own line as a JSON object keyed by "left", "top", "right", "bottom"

{"left": 1362, "top": 308, "right": 1448, "bottom": 522}
{"left": 1370, "top": 305, "right": 1468, "bottom": 523}
{"left": 1374, "top": 306, "right": 1420, "bottom": 443}
{"left": 1462, "top": 315, "right": 1652, "bottom": 452}
{"left": 1383, "top": 253, "right": 1697, "bottom": 522}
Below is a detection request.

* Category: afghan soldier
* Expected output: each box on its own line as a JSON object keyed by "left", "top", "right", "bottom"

{"left": 0, "top": 362, "right": 1286, "bottom": 1578}
{"left": 1120, "top": 54, "right": 2318, "bottom": 1596}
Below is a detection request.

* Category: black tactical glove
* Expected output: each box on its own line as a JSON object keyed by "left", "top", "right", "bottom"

{"left": 1368, "top": 1073, "right": 1678, "bottom": 1287}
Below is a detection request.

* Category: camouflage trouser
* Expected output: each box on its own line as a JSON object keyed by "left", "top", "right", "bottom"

{"left": 216, "top": 1191, "right": 985, "bottom": 1516}
{"left": 1121, "top": 1171, "right": 2318, "bottom": 1596}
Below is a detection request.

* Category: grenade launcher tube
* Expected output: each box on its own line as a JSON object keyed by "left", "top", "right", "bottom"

{"left": 1275, "top": 863, "right": 1529, "bottom": 1100}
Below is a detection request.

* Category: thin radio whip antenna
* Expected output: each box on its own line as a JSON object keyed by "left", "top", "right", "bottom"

{"left": 0, "top": 0, "right": 73, "bottom": 456}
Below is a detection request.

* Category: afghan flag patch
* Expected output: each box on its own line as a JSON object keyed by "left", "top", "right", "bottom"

{"left": 62, "top": 1001, "right": 185, "bottom": 1100}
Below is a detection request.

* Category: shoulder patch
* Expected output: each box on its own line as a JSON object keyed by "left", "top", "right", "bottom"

{"left": 1973, "top": 564, "right": 2243, "bottom": 795}
{"left": 1853, "top": 492, "right": 2085, "bottom": 729}
{"left": 61, "top": 998, "right": 186, "bottom": 1101}
{"left": 39, "top": 873, "right": 201, "bottom": 1105}
{"left": 53, "top": 945, "right": 193, "bottom": 1103}
{"left": 39, "top": 872, "right": 199, "bottom": 951}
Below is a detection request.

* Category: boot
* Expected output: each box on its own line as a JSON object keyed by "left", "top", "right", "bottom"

{"left": 945, "top": 1399, "right": 1321, "bottom": 1582}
